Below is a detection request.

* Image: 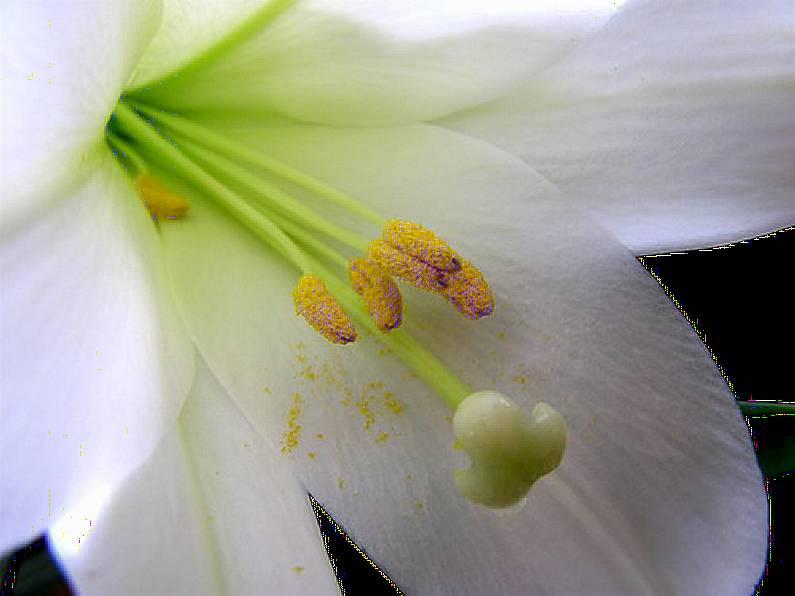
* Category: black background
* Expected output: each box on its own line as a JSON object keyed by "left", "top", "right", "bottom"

{"left": 3, "top": 229, "right": 793, "bottom": 596}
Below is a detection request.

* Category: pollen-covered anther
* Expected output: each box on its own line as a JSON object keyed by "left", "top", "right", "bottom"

{"left": 293, "top": 274, "right": 357, "bottom": 344}
{"left": 441, "top": 257, "right": 494, "bottom": 319}
{"left": 349, "top": 258, "right": 403, "bottom": 332}
{"left": 366, "top": 239, "right": 448, "bottom": 293}
{"left": 134, "top": 173, "right": 190, "bottom": 220}
{"left": 382, "top": 219, "right": 460, "bottom": 273}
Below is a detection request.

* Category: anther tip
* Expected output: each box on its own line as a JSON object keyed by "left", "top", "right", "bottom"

{"left": 294, "top": 274, "right": 357, "bottom": 345}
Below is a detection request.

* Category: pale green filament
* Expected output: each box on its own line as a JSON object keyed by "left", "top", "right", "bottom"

{"left": 175, "top": 135, "right": 370, "bottom": 252}
{"left": 314, "top": 260, "right": 472, "bottom": 409}
{"left": 106, "top": 131, "right": 147, "bottom": 176}
{"left": 128, "top": 102, "right": 385, "bottom": 226}
{"left": 265, "top": 210, "right": 350, "bottom": 270}
{"left": 112, "top": 101, "right": 311, "bottom": 273}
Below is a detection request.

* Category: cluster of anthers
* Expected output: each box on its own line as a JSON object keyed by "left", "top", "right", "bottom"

{"left": 106, "top": 98, "right": 565, "bottom": 508}
{"left": 294, "top": 219, "right": 494, "bottom": 345}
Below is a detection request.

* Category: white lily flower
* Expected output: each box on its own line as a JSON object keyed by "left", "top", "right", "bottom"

{"left": 2, "top": 0, "right": 789, "bottom": 594}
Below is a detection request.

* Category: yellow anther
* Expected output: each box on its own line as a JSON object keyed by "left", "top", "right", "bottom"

{"left": 348, "top": 258, "right": 403, "bottom": 332}
{"left": 382, "top": 220, "right": 460, "bottom": 273}
{"left": 293, "top": 274, "right": 357, "bottom": 344}
{"left": 134, "top": 173, "right": 190, "bottom": 220}
{"left": 366, "top": 240, "right": 447, "bottom": 293}
{"left": 441, "top": 258, "right": 494, "bottom": 320}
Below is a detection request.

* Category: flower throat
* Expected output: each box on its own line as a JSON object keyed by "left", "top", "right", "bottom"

{"left": 106, "top": 100, "right": 566, "bottom": 509}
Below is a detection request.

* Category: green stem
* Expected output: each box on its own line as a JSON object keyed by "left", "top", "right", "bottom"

{"left": 738, "top": 401, "right": 795, "bottom": 417}
{"left": 111, "top": 101, "right": 311, "bottom": 273}
{"left": 128, "top": 101, "right": 385, "bottom": 226}
{"left": 106, "top": 131, "right": 147, "bottom": 176}
{"left": 175, "top": 134, "right": 369, "bottom": 252}
{"left": 125, "top": 0, "right": 297, "bottom": 94}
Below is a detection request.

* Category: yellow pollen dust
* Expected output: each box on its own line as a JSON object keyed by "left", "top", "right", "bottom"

{"left": 293, "top": 274, "right": 357, "bottom": 344}
{"left": 382, "top": 219, "right": 459, "bottom": 273}
{"left": 440, "top": 257, "right": 494, "bottom": 320}
{"left": 363, "top": 219, "right": 494, "bottom": 320}
{"left": 384, "top": 394, "right": 406, "bottom": 415}
{"left": 349, "top": 257, "right": 403, "bottom": 332}
{"left": 134, "top": 173, "right": 190, "bottom": 220}
{"left": 280, "top": 392, "right": 303, "bottom": 454}
{"left": 366, "top": 240, "right": 447, "bottom": 292}
{"left": 356, "top": 397, "right": 376, "bottom": 430}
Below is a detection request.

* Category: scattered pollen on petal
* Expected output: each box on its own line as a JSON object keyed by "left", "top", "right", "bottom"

{"left": 440, "top": 258, "right": 494, "bottom": 320}
{"left": 134, "top": 173, "right": 190, "bottom": 220}
{"left": 280, "top": 392, "right": 303, "bottom": 454}
{"left": 375, "top": 431, "right": 389, "bottom": 444}
{"left": 366, "top": 239, "right": 447, "bottom": 292}
{"left": 382, "top": 219, "right": 460, "bottom": 273}
{"left": 356, "top": 396, "right": 376, "bottom": 430}
{"left": 349, "top": 257, "right": 403, "bottom": 332}
{"left": 293, "top": 274, "right": 357, "bottom": 344}
{"left": 383, "top": 392, "right": 406, "bottom": 415}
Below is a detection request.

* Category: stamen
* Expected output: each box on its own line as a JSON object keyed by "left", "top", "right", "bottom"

{"left": 293, "top": 274, "right": 357, "bottom": 344}
{"left": 382, "top": 219, "right": 460, "bottom": 273}
{"left": 440, "top": 257, "right": 494, "bottom": 320}
{"left": 348, "top": 257, "right": 403, "bottom": 332}
{"left": 366, "top": 239, "right": 448, "bottom": 292}
{"left": 134, "top": 173, "right": 190, "bottom": 220}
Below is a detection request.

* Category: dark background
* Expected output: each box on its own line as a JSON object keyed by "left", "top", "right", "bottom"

{"left": 3, "top": 229, "right": 793, "bottom": 595}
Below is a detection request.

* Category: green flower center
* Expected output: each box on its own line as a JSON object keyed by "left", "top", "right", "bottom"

{"left": 103, "top": 3, "right": 567, "bottom": 506}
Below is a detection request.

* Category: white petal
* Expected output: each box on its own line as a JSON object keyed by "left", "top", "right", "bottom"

{"left": 128, "top": 0, "right": 617, "bottom": 125}
{"left": 0, "top": 0, "right": 162, "bottom": 231}
{"left": 53, "top": 356, "right": 338, "bottom": 596}
{"left": 156, "top": 120, "right": 765, "bottom": 593}
{"left": 443, "top": 0, "right": 795, "bottom": 254}
{"left": 0, "top": 156, "right": 194, "bottom": 552}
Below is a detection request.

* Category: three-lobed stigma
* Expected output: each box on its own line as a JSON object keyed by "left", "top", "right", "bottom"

{"left": 293, "top": 274, "right": 357, "bottom": 345}
{"left": 452, "top": 391, "right": 566, "bottom": 508}
{"left": 349, "top": 257, "right": 403, "bottom": 332}
{"left": 135, "top": 173, "right": 190, "bottom": 220}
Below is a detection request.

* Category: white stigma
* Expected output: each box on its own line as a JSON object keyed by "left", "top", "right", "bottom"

{"left": 452, "top": 391, "right": 566, "bottom": 508}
